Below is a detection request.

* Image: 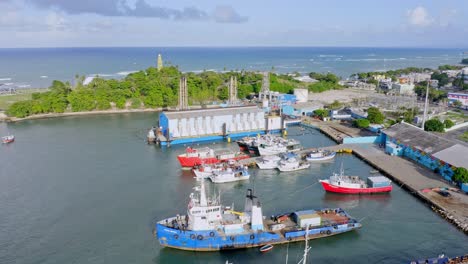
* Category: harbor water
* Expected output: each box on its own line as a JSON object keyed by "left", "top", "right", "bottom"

{"left": 0, "top": 112, "right": 467, "bottom": 264}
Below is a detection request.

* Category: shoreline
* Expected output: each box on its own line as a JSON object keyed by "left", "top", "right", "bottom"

{"left": 0, "top": 104, "right": 222, "bottom": 122}
{"left": 0, "top": 108, "right": 162, "bottom": 122}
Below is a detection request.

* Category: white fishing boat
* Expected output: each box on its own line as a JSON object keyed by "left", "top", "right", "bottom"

{"left": 256, "top": 155, "right": 281, "bottom": 169}
{"left": 277, "top": 157, "right": 310, "bottom": 172}
{"left": 193, "top": 160, "right": 237, "bottom": 179}
{"left": 2, "top": 135, "right": 14, "bottom": 144}
{"left": 209, "top": 167, "right": 250, "bottom": 183}
{"left": 258, "top": 143, "right": 287, "bottom": 156}
{"left": 193, "top": 163, "right": 225, "bottom": 179}
{"left": 305, "top": 149, "right": 336, "bottom": 162}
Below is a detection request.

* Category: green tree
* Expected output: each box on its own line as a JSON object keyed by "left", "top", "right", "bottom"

{"left": 453, "top": 167, "right": 468, "bottom": 183}
{"left": 461, "top": 58, "right": 468, "bottom": 65}
{"left": 452, "top": 100, "right": 462, "bottom": 108}
{"left": 431, "top": 72, "right": 449, "bottom": 87}
{"left": 144, "top": 89, "right": 164, "bottom": 107}
{"left": 367, "top": 107, "right": 385, "bottom": 124}
{"left": 6, "top": 100, "right": 33, "bottom": 118}
{"left": 313, "top": 109, "right": 329, "bottom": 118}
{"left": 424, "top": 119, "right": 445, "bottom": 132}
{"left": 68, "top": 88, "right": 95, "bottom": 111}
{"left": 354, "top": 118, "right": 370, "bottom": 128}
{"left": 130, "top": 98, "right": 142, "bottom": 109}
{"left": 444, "top": 119, "right": 455, "bottom": 129}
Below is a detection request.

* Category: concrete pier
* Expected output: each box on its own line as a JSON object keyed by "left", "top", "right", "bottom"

{"left": 238, "top": 142, "right": 468, "bottom": 233}
{"left": 236, "top": 122, "right": 468, "bottom": 233}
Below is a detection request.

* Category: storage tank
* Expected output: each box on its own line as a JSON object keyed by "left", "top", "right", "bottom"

{"left": 262, "top": 99, "right": 269, "bottom": 108}
{"left": 294, "top": 88, "right": 309, "bottom": 103}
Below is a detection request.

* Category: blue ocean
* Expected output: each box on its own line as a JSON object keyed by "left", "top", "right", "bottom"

{"left": 0, "top": 47, "right": 465, "bottom": 88}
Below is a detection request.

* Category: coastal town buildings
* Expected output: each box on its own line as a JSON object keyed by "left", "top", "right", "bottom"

{"left": 448, "top": 92, "right": 468, "bottom": 109}
{"left": 391, "top": 83, "right": 415, "bottom": 95}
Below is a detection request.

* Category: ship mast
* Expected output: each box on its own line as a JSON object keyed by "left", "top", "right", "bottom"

{"left": 199, "top": 180, "right": 207, "bottom": 206}
{"left": 298, "top": 225, "right": 311, "bottom": 264}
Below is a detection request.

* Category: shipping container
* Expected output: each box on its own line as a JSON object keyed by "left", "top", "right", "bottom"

{"left": 293, "top": 210, "right": 321, "bottom": 228}
{"left": 367, "top": 176, "right": 391, "bottom": 188}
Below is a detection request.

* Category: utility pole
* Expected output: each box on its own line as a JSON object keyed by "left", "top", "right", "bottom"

{"left": 421, "top": 81, "right": 430, "bottom": 130}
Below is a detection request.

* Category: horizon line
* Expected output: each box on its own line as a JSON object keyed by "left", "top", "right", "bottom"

{"left": 1, "top": 45, "right": 468, "bottom": 50}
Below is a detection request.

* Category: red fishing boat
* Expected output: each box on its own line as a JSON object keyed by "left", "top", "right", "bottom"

{"left": 319, "top": 166, "right": 392, "bottom": 194}
{"left": 177, "top": 147, "right": 249, "bottom": 168}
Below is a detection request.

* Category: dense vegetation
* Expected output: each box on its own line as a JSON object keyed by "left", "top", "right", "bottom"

{"left": 424, "top": 118, "right": 445, "bottom": 132}
{"left": 462, "top": 58, "right": 468, "bottom": 65}
{"left": 7, "top": 67, "right": 263, "bottom": 118}
{"left": 414, "top": 81, "right": 447, "bottom": 102}
{"left": 453, "top": 167, "right": 468, "bottom": 183}
{"left": 351, "top": 67, "right": 431, "bottom": 82}
{"left": 313, "top": 109, "right": 329, "bottom": 119}
{"left": 308, "top": 72, "right": 342, "bottom": 93}
{"left": 430, "top": 72, "right": 449, "bottom": 87}
{"left": 366, "top": 107, "right": 385, "bottom": 124}
{"left": 269, "top": 73, "right": 300, "bottom": 94}
{"left": 354, "top": 118, "right": 370, "bottom": 128}
{"left": 444, "top": 119, "right": 454, "bottom": 129}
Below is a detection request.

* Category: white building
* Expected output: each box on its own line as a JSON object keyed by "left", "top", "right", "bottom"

{"left": 407, "top": 73, "right": 432, "bottom": 83}
{"left": 391, "top": 83, "right": 415, "bottom": 95}
{"left": 448, "top": 92, "right": 468, "bottom": 109}
{"left": 158, "top": 106, "right": 266, "bottom": 141}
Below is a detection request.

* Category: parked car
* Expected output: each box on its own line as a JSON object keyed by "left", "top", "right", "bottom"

{"left": 437, "top": 190, "right": 451, "bottom": 197}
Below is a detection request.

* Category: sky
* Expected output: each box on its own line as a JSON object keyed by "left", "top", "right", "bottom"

{"left": 0, "top": 0, "right": 467, "bottom": 48}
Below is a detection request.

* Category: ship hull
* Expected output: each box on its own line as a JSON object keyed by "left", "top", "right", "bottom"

{"left": 177, "top": 155, "right": 249, "bottom": 168}
{"left": 306, "top": 152, "right": 336, "bottom": 162}
{"left": 155, "top": 221, "right": 361, "bottom": 251}
{"left": 177, "top": 156, "right": 219, "bottom": 167}
{"left": 256, "top": 163, "right": 278, "bottom": 169}
{"left": 320, "top": 180, "right": 392, "bottom": 194}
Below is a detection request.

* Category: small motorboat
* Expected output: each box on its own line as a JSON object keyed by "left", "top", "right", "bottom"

{"left": 259, "top": 244, "right": 273, "bottom": 253}
{"left": 2, "top": 135, "right": 15, "bottom": 144}
{"left": 306, "top": 149, "right": 336, "bottom": 162}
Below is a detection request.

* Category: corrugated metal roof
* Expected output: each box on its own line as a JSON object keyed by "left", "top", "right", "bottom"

{"left": 382, "top": 122, "right": 455, "bottom": 154}
{"left": 432, "top": 144, "right": 468, "bottom": 168}
{"left": 368, "top": 176, "right": 391, "bottom": 183}
{"left": 294, "top": 210, "right": 317, "bottom": 216}
{"left": 162, "top": 106, "right": 263, "bottom": 120}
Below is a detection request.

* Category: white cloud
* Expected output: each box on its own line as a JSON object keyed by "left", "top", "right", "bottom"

{"left": 45, "top": 11, "right": 68, "bottom": 31}
{"left": 407, "top": 6, "right": 433, "bottom": 27}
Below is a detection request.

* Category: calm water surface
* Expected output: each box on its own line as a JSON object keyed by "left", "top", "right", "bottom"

{"left": 0, "top": 113, "right": 466, "bottom": 264}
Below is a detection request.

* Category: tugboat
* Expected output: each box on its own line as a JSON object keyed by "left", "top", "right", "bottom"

{"left": 209, "top": 166, "right": 250, "bottom": 183}
{"left": 2, "top": 135, "right": 15, "bottom": 144}
{"left": 177, "top": 147, "right": 249, "bottom": 168}
{"left": 320, "top": 165, "right": 392, "bottom": 194}
{"left": 155, "top": 182, "right": 362, "bottom": 251}
{"left": 256, "top": 155, "right": 281, "bottom": 170}
{"left": 306, "top": 149, "right": 336, "bottom": 162}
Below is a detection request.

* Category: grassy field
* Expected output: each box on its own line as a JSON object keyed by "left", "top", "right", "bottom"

{"left": 0, "top": 89, "right": 48, "bottom": 111}
{"left": 459, "top": 131, "right": 468, "bottom": 142}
